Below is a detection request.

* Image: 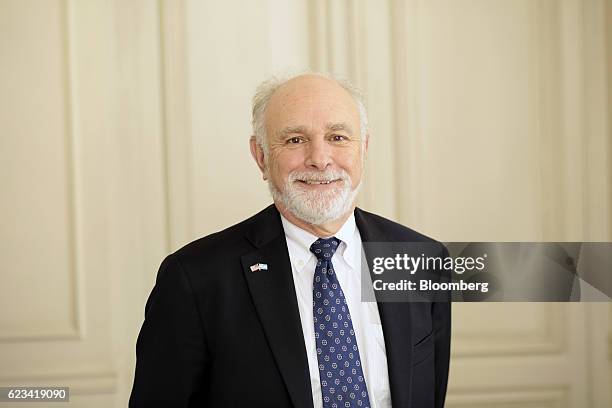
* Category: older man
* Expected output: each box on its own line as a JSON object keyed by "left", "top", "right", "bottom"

{"left": 130, "top": 73, "right": 451, "bottom": 408}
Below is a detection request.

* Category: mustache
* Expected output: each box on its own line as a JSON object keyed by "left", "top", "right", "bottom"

{"left": 288, "top": 169, "right": 349, "bottom": 183}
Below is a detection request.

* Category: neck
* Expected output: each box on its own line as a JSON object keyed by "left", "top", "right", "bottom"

{"left": 274, "top": 202, "right": 354, "bottom": 238}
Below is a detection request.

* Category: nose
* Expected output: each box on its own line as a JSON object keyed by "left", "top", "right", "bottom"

{"left": 304, "top": 137, "right": 333, "bottom": 170}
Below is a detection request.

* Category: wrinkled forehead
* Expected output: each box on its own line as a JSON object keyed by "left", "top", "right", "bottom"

{"left": 264, "top": 76, "right": 360, "bottom": 136}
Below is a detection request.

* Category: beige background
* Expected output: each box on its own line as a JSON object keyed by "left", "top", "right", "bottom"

{"left": 1, "top": 0, "right": 611, "bottom": 407}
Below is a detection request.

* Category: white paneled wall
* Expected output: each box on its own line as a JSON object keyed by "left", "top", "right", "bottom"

{"left": 0, "top": 1, "right": 610, "bottom": 407}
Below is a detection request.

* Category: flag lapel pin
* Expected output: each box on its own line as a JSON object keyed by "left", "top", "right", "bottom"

{"left": 250, "top": 263, "right": 268, "bottom": 272}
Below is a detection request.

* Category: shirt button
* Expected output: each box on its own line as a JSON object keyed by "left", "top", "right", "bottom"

{"left": 298, "top": 260, "right": 304, "bottom": 267}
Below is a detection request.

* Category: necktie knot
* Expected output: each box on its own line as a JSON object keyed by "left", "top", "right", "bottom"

{"left": 310, "top": 237, "right": 340, "bottom": 260}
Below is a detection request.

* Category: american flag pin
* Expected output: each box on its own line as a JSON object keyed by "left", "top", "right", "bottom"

{"left": 250, "top": 263, "right": 268, "bottom": 272}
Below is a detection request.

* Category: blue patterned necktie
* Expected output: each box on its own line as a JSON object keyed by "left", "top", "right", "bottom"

{"left": 311, "top": 237, "right": 371, "bottom": 408}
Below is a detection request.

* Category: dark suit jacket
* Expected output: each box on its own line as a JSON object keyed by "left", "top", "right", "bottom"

{"left": 129, "top": 205, "right": 451, "bottom": 407}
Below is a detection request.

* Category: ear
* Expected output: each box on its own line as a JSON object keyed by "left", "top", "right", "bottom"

{"left": 363, "top": 133, "right": 369, "bottom": 156}
{"left": 249, "top": 136, "right": 267, "bottom": 180}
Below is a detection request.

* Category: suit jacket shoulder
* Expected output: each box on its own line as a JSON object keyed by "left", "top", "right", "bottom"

{"left": 166, "top": 205, "right": 282, "bottom": 283}
{"left": 354, "top": 207, "right": 443, "bottom": 247}
{"left": 173, "top": 206, "right": 273, "bottom": 260}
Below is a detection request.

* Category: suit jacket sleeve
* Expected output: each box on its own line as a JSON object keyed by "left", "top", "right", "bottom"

{"left": 433, "top": 247, "right": 452, "bottom": 408}
{"left": 129, "top": 254, "right": 209, "bottom": 407}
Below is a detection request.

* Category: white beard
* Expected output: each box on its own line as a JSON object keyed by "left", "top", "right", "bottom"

{"left": 268, "top": 169, "right": 361, "bottom": 225}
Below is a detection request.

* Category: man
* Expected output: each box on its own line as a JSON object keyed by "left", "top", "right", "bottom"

{"left": 129, "top": 73, "right": 451, "bottom": 407}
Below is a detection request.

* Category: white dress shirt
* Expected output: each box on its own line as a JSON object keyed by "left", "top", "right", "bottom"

{"left": 280, "top": 213, "right": 391, "bottom": 408}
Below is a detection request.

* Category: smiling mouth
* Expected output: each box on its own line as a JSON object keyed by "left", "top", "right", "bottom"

{"left": 296, "top": 179, "right": 340, "bottom": 185}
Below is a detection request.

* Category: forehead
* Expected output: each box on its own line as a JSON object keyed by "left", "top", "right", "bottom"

{"left": 264, "top": 76, "right": 360, "bottom": 134}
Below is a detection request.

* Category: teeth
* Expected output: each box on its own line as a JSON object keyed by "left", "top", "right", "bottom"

{"left": 304, "top": 180, "right": 333, "bottom": 185}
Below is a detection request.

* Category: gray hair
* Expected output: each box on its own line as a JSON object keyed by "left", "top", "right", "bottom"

{"left": 251, "top": 72, "right": 369, "bottom": 153}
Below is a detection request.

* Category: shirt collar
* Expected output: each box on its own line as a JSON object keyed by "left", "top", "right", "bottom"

{"left": 335, "top": 213, "right": 359, "bottom": 270}
{"left": 280, "top": 212, "right": 359, "bottom": 272}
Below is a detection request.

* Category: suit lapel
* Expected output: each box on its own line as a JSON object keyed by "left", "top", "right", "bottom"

{"left": 241, "top": 205, "right": 314, "bottom": 408}
{"left": 355, "top": 208, "right": 414, "bottom": 407}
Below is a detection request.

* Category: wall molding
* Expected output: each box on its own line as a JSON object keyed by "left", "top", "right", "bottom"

{"left": 534, "top": 0, "right": 564, "bottom": 241}
{"left": 453, "top": 304, "right": 566, "bottom": 358}
{"left": 547, "top": 0, "right": 611, "bottom": 241}
{"left": 581, "top": 0, "right": 611, "bottom": 242}
{"left": 0, "top": 368, "right": 117, "bottom": 395}
{"left": 159, "top": 0, "right": 193, "bottom": 251}
{"left": 389, "top": 0, "right": 424, "bottom": 225}
{"left": 447, "top": 385, "right": 568, "bottom": 408}
{"left": 0, "top": 0, "right": 83, "bottom": 343}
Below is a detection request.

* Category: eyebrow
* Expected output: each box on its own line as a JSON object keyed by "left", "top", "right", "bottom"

{"left": 277, "top": 122, "right": 354, "bottom": 138}
{"left": 278, "top": 125, "right": 308, "bottom": 137}
{"left": 326, "top": 122, "right": 353, "bottom": 135}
